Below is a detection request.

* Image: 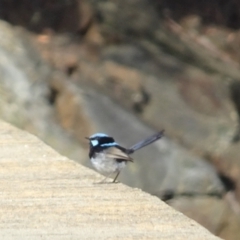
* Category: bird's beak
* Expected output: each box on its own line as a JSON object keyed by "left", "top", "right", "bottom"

{"left": 85, "top": 137, "right": 90, "bottom": 140}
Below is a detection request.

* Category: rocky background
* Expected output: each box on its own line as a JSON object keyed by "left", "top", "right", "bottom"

{"left": 0, "top": 0, "right": 240, "bottom": 239}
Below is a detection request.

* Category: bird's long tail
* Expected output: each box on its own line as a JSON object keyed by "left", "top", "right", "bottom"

{"left": 126, "top": 130, "right": 164, "bottom": 154}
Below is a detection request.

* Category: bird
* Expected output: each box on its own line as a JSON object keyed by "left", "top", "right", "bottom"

{"left": 85, "top": 130, "right": 164, "bottom": 183}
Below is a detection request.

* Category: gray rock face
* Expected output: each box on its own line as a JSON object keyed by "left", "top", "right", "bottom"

{"left": 0, "top": 20, "right": 50, "bottom": 129}
{"left": 88, "top": 0, "right": 238, "bottom": 158}
{"left": 100, "top": 43, "right": 236, "bottom": 157}
{"left": 0, "top": 20, "right": 85, "bottom": 162}
{"left": 169, "top": 196, "right": 240, "bottom": 240}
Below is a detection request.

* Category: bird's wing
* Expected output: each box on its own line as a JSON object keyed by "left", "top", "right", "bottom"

{"left": 104, "top": 147, "right": 133, "bottom": 162}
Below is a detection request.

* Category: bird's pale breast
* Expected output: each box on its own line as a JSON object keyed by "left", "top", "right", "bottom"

{"left": 91, "top": 152, "right": 126, "bottom": 174}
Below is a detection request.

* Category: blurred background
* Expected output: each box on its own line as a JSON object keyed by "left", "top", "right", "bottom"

{"left": 0, "top": 0, "right": 240, "bottom": 239}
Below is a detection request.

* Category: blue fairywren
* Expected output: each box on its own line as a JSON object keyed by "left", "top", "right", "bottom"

{"left": 86, "top": 130, "right": 164, "bottom": 183}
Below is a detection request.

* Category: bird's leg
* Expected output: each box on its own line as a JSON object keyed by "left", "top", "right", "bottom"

{"left": 95, "top": 172, "right": 114, "bottom": 184}
{"left": 113, "top": 171, "right": 120, "bottom": 183}
{"left": 94, "top": 171, "right": 121, "bottom": 184}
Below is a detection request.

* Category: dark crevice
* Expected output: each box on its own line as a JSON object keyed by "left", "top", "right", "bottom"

{"left": 229, "top": 81, "right": 240, "bottom": 143}
{"left": 152, "top": 168, "right": 237, "bottom": 203}
{"left": 152, "top": 0, "right": 240, "bottom": 29}
{"left": 153, "top": 189, "right": 223, "bottom": 202}
{"left": 132, "top": 87, "right": 151, "bottom": 114}
{"left": 66, "top": 64, "right": 78, "bottom": 76}
{"left": 156, "top": 172, "right": 236, "bottom": 201}
{"left": 159, "top": 189, "right": 175, "bottom": 201}
{"left": 0, "top": 0, "right": 80, "bottom": 33}
{"left": 218, "top": 172, "right": 236, "bottom": 192}
{"left": 76, "top": 17, "right": 93, "bottom": 37}
{"left": 48, "top": 87, "right": 59, "bottom": 105}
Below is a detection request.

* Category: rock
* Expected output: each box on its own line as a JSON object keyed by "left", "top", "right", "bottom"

{"left": 0, "top": 0, "right": 81, "bottom": 32}
{"left": 216, "top": 143, "right": 240, "bottom": 201}
{"left": 90, "top": 43, "right": 236, "bottom": 158}
{"left": 0, "top": 20, "right": 51, "bottom": 131}
{"left": 0, "top": 20, "right": 86, "bottom": 162}
{"left": 169, "top": 196, "right": 240, "bottom": 240}
{"left": 80, "top": 0, "right": 240, "bottom": 172}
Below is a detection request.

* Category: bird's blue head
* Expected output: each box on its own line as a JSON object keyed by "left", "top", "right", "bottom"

{"left": 86, "top": 133, "right": 117, "bottom": 148}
